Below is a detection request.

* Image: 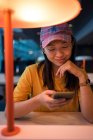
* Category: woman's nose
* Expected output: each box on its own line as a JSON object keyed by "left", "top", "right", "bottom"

{"left": 55, "top": 49, "right": 64, "bottom": 56}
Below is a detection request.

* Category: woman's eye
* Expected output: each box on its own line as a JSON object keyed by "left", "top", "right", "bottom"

{"left": 62, "top": 45, "right": 69, "bottom": 48}
{"left": 48, "top": 49, "right": 55, "bottom": 51}
{"left": 63, "top": 46, "right": 68, "bottom": 48}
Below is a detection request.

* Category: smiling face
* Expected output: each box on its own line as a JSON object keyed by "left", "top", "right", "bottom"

{"left": 43, "top": 40, "right": 73, "bottom": 69}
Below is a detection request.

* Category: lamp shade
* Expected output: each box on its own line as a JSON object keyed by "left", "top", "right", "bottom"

{"left": 0, "top": 0, "right": 81, "bottom": 28}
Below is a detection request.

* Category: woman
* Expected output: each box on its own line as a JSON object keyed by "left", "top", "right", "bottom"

{"left": 13, "top": 23, "right": 93, "bottom": 122}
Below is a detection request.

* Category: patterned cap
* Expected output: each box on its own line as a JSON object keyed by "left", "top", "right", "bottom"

{"left": 40, "top": 23, "right": 72, "bottom": 48}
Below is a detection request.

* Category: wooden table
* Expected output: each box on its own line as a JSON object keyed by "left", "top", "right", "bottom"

{"left": 0, "top": 112, "right": 93, "bottom": 140}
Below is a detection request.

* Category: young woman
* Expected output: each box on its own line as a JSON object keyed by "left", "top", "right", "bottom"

{"left": 12, "top": 23, "right": 93, "bottom": 122}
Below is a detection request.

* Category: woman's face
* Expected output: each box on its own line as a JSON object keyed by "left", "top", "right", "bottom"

{"left": 44, "top": 40, "right": 73, "bottom": 68}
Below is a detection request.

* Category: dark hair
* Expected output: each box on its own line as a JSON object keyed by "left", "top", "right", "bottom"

{"left": 37, "top": 35, "right": 79, "bottom": 91}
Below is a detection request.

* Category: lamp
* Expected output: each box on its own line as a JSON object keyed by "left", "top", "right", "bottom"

{"left": 0, "top": 0, "right": 81, "bottom": 136}
{"left": 0, "top": 0, "right": 81, "bottom": 28}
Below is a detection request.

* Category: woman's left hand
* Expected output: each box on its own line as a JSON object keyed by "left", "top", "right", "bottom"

{"left": 56, "top": 60, "right": 87, "bottom": 81}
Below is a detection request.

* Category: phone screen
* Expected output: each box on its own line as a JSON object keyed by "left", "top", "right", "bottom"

{"left": 52, "top": 92, "right": 74, "bottom": 100}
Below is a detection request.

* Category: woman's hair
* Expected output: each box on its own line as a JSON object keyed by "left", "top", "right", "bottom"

{"left": 37, "top": 35, "right": 79, "bottom": 91}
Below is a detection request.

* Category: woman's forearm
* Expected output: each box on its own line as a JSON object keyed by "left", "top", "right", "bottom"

{"left": 14, "top": 95, "right": 41, "bottom": 118}
{"left": 79, "top": 85, "right": 93, "bottom": 123}
{"left": 79, "top": 73, "right": 93, "bottom": 123}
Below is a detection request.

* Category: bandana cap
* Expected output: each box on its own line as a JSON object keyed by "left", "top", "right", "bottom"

{"left": 40, "top": 23, "right": 72, "bottom": 48}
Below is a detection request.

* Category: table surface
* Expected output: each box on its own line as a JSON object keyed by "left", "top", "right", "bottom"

{"left": 0, "top": 111, "right": 92, "bottom": 125}
{"left": 0, "top": 112, "right": 93, "bottom": 140}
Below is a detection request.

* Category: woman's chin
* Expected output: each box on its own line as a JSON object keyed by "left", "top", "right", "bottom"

{"left": 54, "top": 63, "right": 63, "bottom": 67}
{"left": 56, "top": 61, "right": 65, "bottom": 66}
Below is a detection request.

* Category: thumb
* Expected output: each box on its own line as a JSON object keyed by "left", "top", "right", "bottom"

{"left": 45, "top": 90, "right": 56, "bottom": 95}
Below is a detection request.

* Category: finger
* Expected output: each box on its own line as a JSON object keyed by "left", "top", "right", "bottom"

{"left": 56, "top": 67, "right": 61, "bottom": 76}
{"left": 45, "top": 90, "right": 56, "bottom": 96}
{"left": 49, "top": 99, "right": 71, "bottom": 108}
{"left": 49, "top": 99, "right": 66, "bottom": 107}
{"left": 51, "top": 98, "right": 66, "bottom": 104}
{"left": 60, "top": 69, "right": 65, "bottom": 77}
{"left": 48, "top": 103, "right": 65, "bottom": 110}
{"left": 57, "top": 99, "right": 71, "bottom": 106}
{"left": 56, "top": 67, "right": 66, "bottom": 77}
{"left": 56, "top": 69, "right": 62, "bottom": 78}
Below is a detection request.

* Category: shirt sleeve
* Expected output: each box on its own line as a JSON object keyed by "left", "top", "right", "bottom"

{"left": 13, "top": 67, "right": 32, "bottom": 102}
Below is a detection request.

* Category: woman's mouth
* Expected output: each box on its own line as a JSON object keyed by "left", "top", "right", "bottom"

{"left": 55, "top": 58, "right": 65, "bottom": 63}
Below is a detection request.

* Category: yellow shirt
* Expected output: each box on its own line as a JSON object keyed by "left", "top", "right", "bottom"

{"left": 13, "top": 63, "right": 80, "bottom": 112}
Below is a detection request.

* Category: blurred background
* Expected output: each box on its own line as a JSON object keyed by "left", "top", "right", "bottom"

{"left": 0, "top": 0, "right": 93, "bottom": 110}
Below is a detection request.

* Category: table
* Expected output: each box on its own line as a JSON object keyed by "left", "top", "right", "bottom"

{"left": 0, "top": 112, "right": 93, "bottom": 140}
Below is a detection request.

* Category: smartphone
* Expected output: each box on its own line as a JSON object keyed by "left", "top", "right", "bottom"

{"left": 52, "top": 92, "right": 75, "bottom": 100}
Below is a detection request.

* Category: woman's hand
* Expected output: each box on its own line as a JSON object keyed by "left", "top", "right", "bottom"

{"left": 56, "top": 60, "right": 88, "bottom": 83}
{"left": 37, "top": 90, "right": 70, "bottom": 110}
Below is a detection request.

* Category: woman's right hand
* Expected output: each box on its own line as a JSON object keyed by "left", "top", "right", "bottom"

{"left": 37, "top": 90, "right": 69, "bottom": 110}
